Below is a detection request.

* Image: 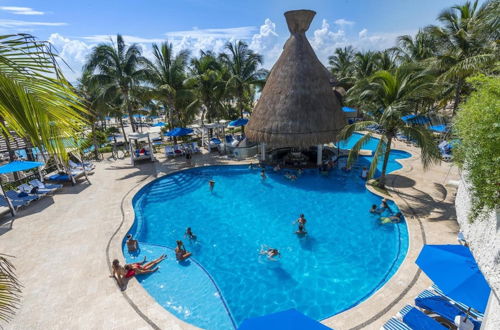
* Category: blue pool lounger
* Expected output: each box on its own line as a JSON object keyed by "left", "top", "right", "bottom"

{"left": 415, "top": 290, "right": 481, "bottom": 329}
{"left": 381, "top": 317, "right": 412, "bottom": 330}
{"left": 399, "top": 305, "right": 447, "bottom": 330}
{"left": 431, "top": 284, "right": 484, "bottom": 320}
{"left": 5, "top": 190, "right": 39, "bottom": 203}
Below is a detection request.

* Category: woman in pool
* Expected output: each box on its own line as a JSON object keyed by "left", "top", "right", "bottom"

{"left": 379, "top": 212, "right": 404, "bottom": 224}
{"left": 185, "top": 227, "right": 197, "bottom": 240}
{"left": 126, "top": 234, "right": 139, "bottom": 252}
{"left": 175, "top": 240, "right": 192, "bottom": 261}
{"left": 380, "top": 198, "right": 392, "bottom": 213}
{"left": 260, "top": 169, "right": 267, "bottom": 180}
{"left": 369, "top": 204, "right": 379, "bottom": 214}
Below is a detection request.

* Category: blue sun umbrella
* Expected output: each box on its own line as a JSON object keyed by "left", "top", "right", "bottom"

{"left": 416, "top": 245, "right": 491, "bottom": 313}
{"left": 228, "top": 118, "right": 249, "bottom": 127}
{"left": 401, "top": 114, "right": 431, "bottom": 125}
{"left": 152, "top": 121, "right": 166, "bottom": 127}
{"left": 164, "top": 127, "right": 193, "bottom": 137}
{"left": 428, "top": 125, "right": 448, "bottom": 133}
{"left": 239, "top": 309, "right": 332, "bottom": 330}
{"left": 342, "top": 106, "right": 357, "bottom": 113}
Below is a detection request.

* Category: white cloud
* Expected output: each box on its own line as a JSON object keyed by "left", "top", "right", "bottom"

{"left": 334, "top": 18, "right": 354, "bottom": 26}
{"left": 309, "top": 19, "right": 348, "bottom": 63}
{"left": 249, "top": 18, "right": 281, "bottom": 68}
{"left": 165, "top": 26, "right": 256, "bottom": 39}
{"left": 0, "top": 6, "right": 44, "bottom": 15}
{"left": 0, "top": 19, "right": 66, "bottom": 28}
{"left": 82, "top": 35, "right": 165, "bottom": 43}
{"left": 355, "top": 28, "right": 413, "bottom": 51}
{"left": 358, "top": 28, "right": 368, "bottom": 38}
{"left": 49, "top": 33, "right": 93, "bottom": 82}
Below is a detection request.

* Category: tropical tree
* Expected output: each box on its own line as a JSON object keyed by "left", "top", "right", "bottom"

{"left": 425, "top": 0, "right": 499, "bottom": 113}
{"left": 144, "top": 42, "right": 192, "bottom": 130}
{"left": 0, "top": 34, "right": 87, "bottom": 161}
{"left": 84, "top": 34, "right": 148, "bottom": 132}
{"left": 391, "top": 30, "right": 438, "bottom": 64}
{"left": 185, "top": 51, "right": 226, "bottom": 125}
{"left": 339, "top": 66, "right": 441, "bottom": 187}
{"left": 220, "top": 41, "right": 267, "bottom": 130}
{"left": 0, "top": 254, "right": 21, "bottom": 324}
{"left": 328, "top": 46, "right": 355, "bottom": 87}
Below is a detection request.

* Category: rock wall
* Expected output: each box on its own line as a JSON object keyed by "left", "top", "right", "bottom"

{"left": 455, "top": 176, "right": 499, "bottom": 329}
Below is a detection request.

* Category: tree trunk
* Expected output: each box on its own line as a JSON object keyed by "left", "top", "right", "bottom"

{"left": 238, "top": 87, "right": 245, "bottom": 135}
{"left": 119, "top": 116, "right": 128, "bottom": 144}
{"left": 124, "top": 89, "right": 136, "bottom": 133}
{"left": 91, "top": 123, "right": 100, "bottom": 160}
{"left": 452, "top": 79, "right": 463, "bottom": 115}
{"left": 377, "top": 135, "right": 393, "bottom": 187}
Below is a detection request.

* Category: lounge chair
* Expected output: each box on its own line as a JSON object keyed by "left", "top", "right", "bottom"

{"left": 165, "top": 146, "right": 175, "bottom": 157}
{"left": 431, "top": 284, "right": 484, "bottom": 320}
{"left": 5, "top": 190, "right": 39, "bottom": 204}
{"left": 182, "top": 143, "right": 192, "bottom": 153}
{"left": 29, "top": 179, "right": 62, "bottom": 193}
{"left": 415, "top": 290, "right": 481, "bottom": 330}
{"left": 190, "top": 142, "right": 200, "bottom": 153}
{"left": 381, "top": 318, "right": 412, "bottom": 330}
{"left": 69, "top": 159, "right": 95, "bottom": 171}
{"left": 18, "top": 183, "right": 49, "bottom": 197}
{"left": 398, "top": 305, "right": 447, "bottom": 330}
{"left": 173, "top": 144, "right": 185, "bottom": 155}
{"left": 46, "top": 169, "right": 84, "bottom": 182}
{"left": 0, "top": 195, "right": 29, "bottom": 210}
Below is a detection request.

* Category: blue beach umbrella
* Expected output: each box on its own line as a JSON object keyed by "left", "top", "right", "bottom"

{"left": 428, "top": 125, "right": 448, "bottom": 133}
{"left": 152, "top": 121, "right": 166, "bottom": 127}
{"left": 416, "top": 245, "right": 491, "bottom": 313}
{"left": 164, "top": 127, "right": 193, "bottom": 137}
{"left": 239, "top": 309, "right": 332, "bottom": 330}
{"left": 0, "top": 160, "right": 44, "bottom": 174}
{"left": 228, "top": 118, "right": 249, "bottom": 127}
{"left": 342, "top": 106, "right": 357, "bottom": 113}
{"left": 401, "top": 114, "right": 431, "bottom": 125}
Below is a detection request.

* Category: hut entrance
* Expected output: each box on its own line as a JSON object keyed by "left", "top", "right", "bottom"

{"left": 266, "top": 146, "right": 337, "bottom": 169}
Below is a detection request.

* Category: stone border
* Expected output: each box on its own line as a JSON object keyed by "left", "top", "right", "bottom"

{"left": 109, "top": 146, "right": 425, "bottom": 329}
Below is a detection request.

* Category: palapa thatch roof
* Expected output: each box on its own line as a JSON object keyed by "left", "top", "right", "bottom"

{"left": 246, "top": 9, "right": 345, "bottom": 147}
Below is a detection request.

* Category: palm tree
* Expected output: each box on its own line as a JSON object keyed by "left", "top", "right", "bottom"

{"left": 0, "top": 34, "right": 87, "bottom": 161}
{"left": 219, "top": 41, "right": 267, "bottom": 131}
{"left": 144, "top": 42, "right": 191, "bottom": 130}
{"left": 391, "top": 30, "right": 438, "bottom": 63}
{"left": 426, "top": 0, "right": 499, "bottom": 113}
{"left": 185, "top": 52, "right": 226, "bottom": 125}
{"left": 0, "top": 254, "right": 21, "bottom": 324}
{"left": 84, "top": 34, "right": 148, "bottom": 132}
{"left": 339, "top": 66, "right": 441, "bottom": 187}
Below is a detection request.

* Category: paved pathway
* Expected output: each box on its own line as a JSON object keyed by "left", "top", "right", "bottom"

{"left": 0, "top": 143, "right": 460, "bottom": 329}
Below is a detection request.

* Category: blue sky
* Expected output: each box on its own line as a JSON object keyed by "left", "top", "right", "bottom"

{"left": 0, "top": 0, "right": 479, "bottom": 81}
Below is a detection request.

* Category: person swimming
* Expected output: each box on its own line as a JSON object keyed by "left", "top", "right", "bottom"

{"left": 175, "top": 240, "right": 192, "bottom": 261}
{"left": 185, "top": 227, "right": 197, "bottom": 240}
{"left": 273, "top": 164, "right": 281, "bottom": 172}
{"left": 209, "top": 180, "right": 215, "bottom": 192}
{"left": 126, "top": 234, "right": 139, "bottom": 252}
{"left": 380, "top": 198, "right": 392, "bottom": 213}
{"left": 295, "top": 214, "right": 307, "bottom": 228}
{"left": 361, "top": 167, "right": 368, "bottom": 179}
{"left": 296, "top": 223, "right": 307, "bottom": 235}
{"left": 379, "top": 212, "right": 404, "bottom": 224}
{"left": 284, "top": 172, "right": 297, "bottom": 181}
{"left": 369, "top": 204, "right": 380, "bottom": 214}
{"left": 260, "top": 246, "right": 281, "bottom": 260}
{"left": 260, "top": 169, "right": 267, "bottom": 180}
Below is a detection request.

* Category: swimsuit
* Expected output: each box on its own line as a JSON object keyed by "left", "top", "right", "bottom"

{"left": 125, "top": 269, "right": 136, "bottom": 278}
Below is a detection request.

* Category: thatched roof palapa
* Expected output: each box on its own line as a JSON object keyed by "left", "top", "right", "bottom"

{"left": 246, "top": 9, "right": 345, "bottom": 148}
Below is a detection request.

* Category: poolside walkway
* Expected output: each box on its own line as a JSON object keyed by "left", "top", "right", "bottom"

{"left": 0, "top": 143, "right": 460, "bottom": 330}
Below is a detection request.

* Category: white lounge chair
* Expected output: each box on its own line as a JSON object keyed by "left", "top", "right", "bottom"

{"left": 18, "top": 183, "right": 49, "bottom": 197}
{"left": 191, "top": 142, "right": 201, "bottom": 153}
{"left": 69, "top": 160, "right": 94, "bottom": 172}
{"left": 165, "top": 146, "right": 175, "bottom": 157}
{"left": 29, "top": 179, "right": 62, "bottom": 194}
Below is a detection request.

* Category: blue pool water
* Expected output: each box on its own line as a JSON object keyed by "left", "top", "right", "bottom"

{"left": 338, "top": 132, "right": 380, "bottom": 152}
{"left": 125, "top": 135, "right": 411, "bottom": 329}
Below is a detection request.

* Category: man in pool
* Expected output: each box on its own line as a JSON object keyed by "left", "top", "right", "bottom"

{"left": 296, "top": 223, "right": 307, "bottom": 235}
{"left": 295, "top": 214, "right": 307, "bottom": 229}
{"left": 185, "top": 227, "right": 196, "bottom": 240}
{"left": 209, "top": 179, "right": 215, "bottom": 192}
{"left": 126, "top": 234, "right": 138, "bottom": 252}
{"left": 369, "top": 204, "right": 379, "bottom": 214}
{"left": 260, "top": 169, "right": 266, "bottom": 180}
{"left": 361, "top": 167, "right": 368, "bottom": 179}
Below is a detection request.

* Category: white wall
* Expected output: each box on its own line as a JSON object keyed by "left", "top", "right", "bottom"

{"left": 455, "top": 176, "right": 499, "bottom": 329}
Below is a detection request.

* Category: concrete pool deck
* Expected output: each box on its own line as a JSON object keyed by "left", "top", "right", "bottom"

{"left": 0, "top": 141, "right": 460, "bottom": 329}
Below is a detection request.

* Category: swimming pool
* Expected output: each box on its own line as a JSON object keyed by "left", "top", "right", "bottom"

{"left": 338, "top": 132, "right": 380, "bottom": 152}
{"left": 124, "top": 137, "right": 411, "bottom": 329}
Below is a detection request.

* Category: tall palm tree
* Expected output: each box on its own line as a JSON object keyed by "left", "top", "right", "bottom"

{"left": 185, "top": 52, "right": 226, "bottom": 125}
{"left": 426, "top": 0, "right": 499, "bottom": 113}
{"left": 219, "top": 41, "right": 266, "bottom": 132}
{"left": 144, "top": 42, "right": 191, "bottom": 130}
{"left": 339, "top": 66, "right": 441, "bottom": 187}
{"left": 0, "top": 34, "right": 87, "bottom": 161}
{"left": 328, "top": 46, "right": 356, "bottom": 89}
{"left": 84, "top": 34, "right": 148, "bottom": 132}
{"left": 391, "top": 30, "right": 438, "bottom": 63}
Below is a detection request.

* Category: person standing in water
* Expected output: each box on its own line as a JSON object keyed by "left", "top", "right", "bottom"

{"left": 260, "top": 169, "right": 267, "bottom": 181}
{"left": 209, "top": 180, "right": 215, "bottom": 192}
